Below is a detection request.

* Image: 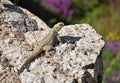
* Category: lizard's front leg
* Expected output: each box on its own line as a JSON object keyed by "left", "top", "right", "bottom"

{"left": 43, "top": 45, "right": 54, "bottom": 57}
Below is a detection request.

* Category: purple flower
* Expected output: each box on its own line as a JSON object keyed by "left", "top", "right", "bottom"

{"left": 105, "top": 70, "right": 120, "bottom": 83}
{"left": 47, "top": 0, "right": 61, "bottom": 7}
{"left": 109, "top": 0, "right": 120, "bottom": 14}
{"left": 109, "top": 0, "right": 115, "bottom": 6}
{"left": 118, "top": 8, "right": 120, "bottom": 14}
{"left": 103, "top": 61, "right": 109, "bottom": 66}
{"left": 105, "top": 39, "right": 120, "bottom": 55}
{"left": 106, "top": 76, "right": 112, "bottom": 83}
{"left": 112, "top": 70, "right": 120, "bottom": 82}
{"left": 99, "top": 16, "right": 104, "bottom": 21}
{"left": 41, "top": 0, "right": 74, "bottom": 17}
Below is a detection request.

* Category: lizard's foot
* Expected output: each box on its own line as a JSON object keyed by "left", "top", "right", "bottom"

{"left": 45, "top": 51, "right": 55, "bottom": 58}
{"left": 43, "top": 45, "right": 55, "bottom": 57}
{"left": 22, "top": 42, "right": 34, "bottom": 51}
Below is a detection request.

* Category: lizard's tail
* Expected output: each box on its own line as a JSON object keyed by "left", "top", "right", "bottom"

{"left": 18, "top": 51, "right": 40, "bottom": 74}
{"left": 18, "top": 57, "right": 31, "bottom": 75}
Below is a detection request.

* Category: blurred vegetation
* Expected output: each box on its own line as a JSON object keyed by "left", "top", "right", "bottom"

{"left": 11, "top": 0, "right": 120, "bottom": 82}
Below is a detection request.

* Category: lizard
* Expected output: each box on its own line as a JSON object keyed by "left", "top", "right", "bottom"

{"left": 18, "top": 22, "right": 64, "bottom": 74}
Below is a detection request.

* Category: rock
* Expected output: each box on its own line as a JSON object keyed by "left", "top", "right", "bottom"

{"left": 0, "top": 0, "right": 49, "bottom": 32}
{"left": 0, "top": 68, "right": 21, "bottom": 83}
{"left": 0, "top": 0, "right": 105, "bottom": 83}
{"left": 0, "top": 9, "right": 38, "bottom": 32}
{"left": 0, "top": 23, "right": 105, "bottom": 83}
{"left": 19, "top": 6, "right": 49, "bottom": 30}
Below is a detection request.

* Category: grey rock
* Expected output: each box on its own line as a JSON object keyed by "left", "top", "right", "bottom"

{"left": 0, "top": 10, "right": 38, "bottom": 32}
{"left": 0, "top": 1, "right": 105, "bottom": 83}
{"left": 0, "top": 23, "right": 104, "bottom": 83}
{"left": 20, "top": 24, "right": 104, "bottom": 83}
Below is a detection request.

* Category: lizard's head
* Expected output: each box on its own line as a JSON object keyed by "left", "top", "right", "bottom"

{"left": 53, "top": 22, "right": 64, "bottom": 31}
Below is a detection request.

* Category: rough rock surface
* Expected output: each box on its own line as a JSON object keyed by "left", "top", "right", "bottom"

{"left": 0, "top": 0, "right": 49, "bottom": 32}
{"left": 0, "top": 1, "right": 105, "bottom": 83}
{"left": 0, "top": 7, "right": 37, "bottom": 32}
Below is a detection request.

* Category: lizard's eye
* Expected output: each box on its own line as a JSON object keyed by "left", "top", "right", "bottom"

{"left": 59, "top": 23, "right": 64, "bottom": 26}
{"left": 58, "top": 22, "right": 64, "bottom": 26}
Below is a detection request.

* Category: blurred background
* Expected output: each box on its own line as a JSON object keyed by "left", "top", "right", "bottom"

{"left": 11, "top": 0, "right": 120, "bottom": 83}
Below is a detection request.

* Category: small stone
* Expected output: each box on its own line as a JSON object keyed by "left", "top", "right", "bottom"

{"left": 9, "top": 33, "right": 15, "bottom": 38}
{"left": 8, "top": 39, "right": 13, "bottom": 44}
{"left": 0, "top": 56, "right": 9, "bottom": 63}
{"left": 0, "top": 50, "right": 3, "bottom": 57}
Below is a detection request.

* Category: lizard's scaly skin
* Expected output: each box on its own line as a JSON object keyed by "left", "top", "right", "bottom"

{"left": 18, "top": 22, "right": 64, "bottom": 74}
